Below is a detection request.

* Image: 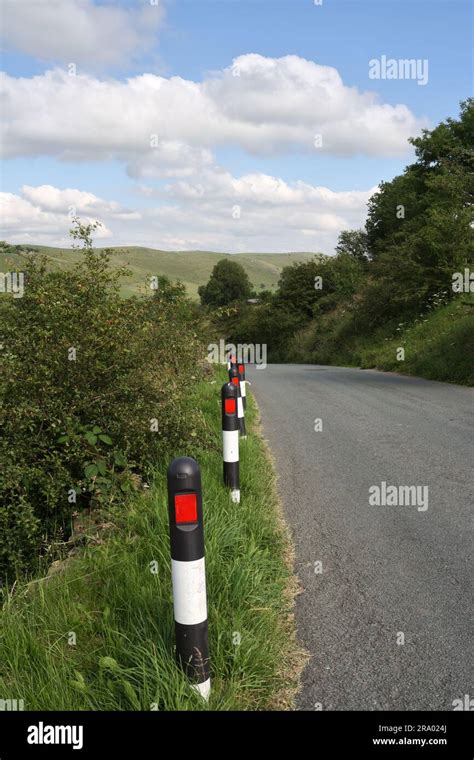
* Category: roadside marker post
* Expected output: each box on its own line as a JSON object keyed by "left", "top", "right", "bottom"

{"left": 167, "top": 457, "right": 210, "bottom": 700}
{"left": 221, "top": 382, "right": 240, "bottom": 503}
{"left": 237, "top": 362, "right": 246, "bottom": 410}
{"left": 228, "top": 365, "right": 246, "bottom": 438}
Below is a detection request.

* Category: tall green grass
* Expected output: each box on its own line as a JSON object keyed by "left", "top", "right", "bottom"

{"left": 0, "top": 372, "right": 300, "bottom": 710}
{"left": 292, "top": 294, "right": 474, "bottom": 386}
{"left": 358, "top": 295, "right": 474, "bottom": 385}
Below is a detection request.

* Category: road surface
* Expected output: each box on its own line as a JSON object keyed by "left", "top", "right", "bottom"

{"left": 246, "top": 364, "right": 473, "bottom": 710}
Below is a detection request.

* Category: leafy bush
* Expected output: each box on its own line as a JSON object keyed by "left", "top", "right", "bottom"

{"left": 0, "top": 222, "right": 208, "bottom": 582}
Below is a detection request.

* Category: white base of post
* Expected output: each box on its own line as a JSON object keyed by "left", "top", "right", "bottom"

{"left": 192, "top": 678, "right": 211, "bottom": 701}
{"left": 230, "top": 488, "right": 240, "bottom": 503}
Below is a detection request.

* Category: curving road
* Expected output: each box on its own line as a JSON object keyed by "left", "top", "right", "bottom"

{"left": 246, "top": 364, "right": 473, "bottom": 711}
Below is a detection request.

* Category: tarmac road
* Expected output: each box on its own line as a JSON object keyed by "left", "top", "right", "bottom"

{"left": 246, "top": 364, "right": 473, "bottom": 710}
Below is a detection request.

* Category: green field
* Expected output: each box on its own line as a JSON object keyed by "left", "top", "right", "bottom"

{"left": 1, "top": 245, "right": 319, "bottom": 299}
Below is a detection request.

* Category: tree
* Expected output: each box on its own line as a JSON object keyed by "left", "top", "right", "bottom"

{"left": 363, "top": 99, "right": 474, "bottom": 321}
{"left": 226, "top": 301, "right": 303, "bottom": 362}
{"left": 274, "top": 258, "right": 328, "bottom": 318}
{"left": 198, "top": 258, "right": 252, "bottom": 307}
{"left": 335, "top": 229, "right": 369, "bottom": 263}
{"left": 274, "top": 255, "right": 364, "bottom": 319}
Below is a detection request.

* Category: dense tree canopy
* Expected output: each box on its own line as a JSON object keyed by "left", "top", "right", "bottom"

{"left": 198, "top": 258, "right": 253, "bottom": 307}
{"left": 364, "top": 98, "right": 473, "bottom": 319}
{"left": 335, "top": 229, "right": 369, "bottom": 263}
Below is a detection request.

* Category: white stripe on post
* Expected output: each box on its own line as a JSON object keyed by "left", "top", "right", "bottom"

{"left": 237, "top": 396, "right": 244, "bottom": 424}
{"left": 223, "top": 429, "right": 239, "bottom": 462}
{"left": 238, "top": 363, "right": 247, "bottom": 410}
{"left": 171, "top": 558, "right": 208, "bottom": 626}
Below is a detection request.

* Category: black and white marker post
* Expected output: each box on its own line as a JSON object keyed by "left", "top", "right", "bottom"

{"left": 228, "top": 365, "right": 246, "bottom": 438}
{"left": 221, "top": 382, "right": 240, "bottom": 503}
{"left": 237, "top": 362, "right": 246, "bottom": 410}
{"left": 167, "top": 457, "right": 210, "bottom": 700}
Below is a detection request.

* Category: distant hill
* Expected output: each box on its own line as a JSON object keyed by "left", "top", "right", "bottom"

{"left": 0, "top": 245, "right": 323, "bottom": 298}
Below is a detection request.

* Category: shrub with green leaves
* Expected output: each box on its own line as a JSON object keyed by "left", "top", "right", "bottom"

{"left": 0, "top": 221, "right": 208, "bottom": 582}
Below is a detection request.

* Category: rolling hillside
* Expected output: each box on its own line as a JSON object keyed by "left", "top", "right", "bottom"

{"left": 1, "top": 244, "right": 321, "bottom": 298}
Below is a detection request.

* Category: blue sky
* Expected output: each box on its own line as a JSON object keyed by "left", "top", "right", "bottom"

{"left": 1, "top": 0, "right": 472, "bottom": 252}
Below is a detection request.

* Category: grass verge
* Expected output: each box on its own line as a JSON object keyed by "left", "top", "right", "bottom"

{"left": 357, "top": 295, "right": 474, "bottom": 385}
{"left": 294, "top": 294, "right": 474, "bottom": 386}
{"left": 0, "top": 368, "right": 302, "bottom": 710}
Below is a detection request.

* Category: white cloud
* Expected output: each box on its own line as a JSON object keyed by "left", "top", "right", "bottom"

{"left": 0, "top": 177, "right": 376, "bottom": 253}
{"left": 0, "top": 0, "right": 164, "bottom": 69}
{"left": 150, "top": 169, "right": 376, "bottom": 251}
{"left": 204, "top": 54, "right": 425, "bottom": 156}
{"left": 0, "top": 185, "right": 143, "bottom": 245}
{"left": 0, "top": 55, "right": 427, "bottom": 177}
{"left": 0, "top": 51, "right": 417, "bottom": 250}
{"left": 127, "top": 142, "right": 214, "bottom": 179}
{"left": 21, "top": 184, "right": 120, "bottom": 215}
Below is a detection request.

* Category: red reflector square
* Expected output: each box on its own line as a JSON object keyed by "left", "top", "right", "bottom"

{"left": 231, "top": 377, "right": 239, "bottom": 385}
{"left": 225, "top": 398, "right": 236, "bottom": 414}
{"left": 238, "top": 365, "right": 244, "bottom": 374}
{"left": 175, "top": 493, "right": 198, "bottom": 524}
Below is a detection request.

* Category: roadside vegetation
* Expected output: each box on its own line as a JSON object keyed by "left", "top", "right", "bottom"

{"left": 207, "top": 100, "right": 473, "bottom": 385}
{"left": 0, "top": 225, "right": 301, "bottom": 709}
{"left": 0, "top": 373, "right": 301, "bottom": 710}
{"left": 0, "top": 221, "right": 209, "bottom": 583}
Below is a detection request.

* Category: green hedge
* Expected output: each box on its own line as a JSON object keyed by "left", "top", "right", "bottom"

{"left": 0, "top": 224, "right": 210, "bottom": 582}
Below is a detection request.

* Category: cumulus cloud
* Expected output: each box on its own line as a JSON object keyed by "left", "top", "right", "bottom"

{"left": 127, "top": 142, "right": 214, "bottom": 180}
{"left": 0, "top": 54, "right": 427, "bottom": 177}
{"left": 204, "top": 55, "right": 425, "bottom": 156}
{"left": 151, "top": 169, "right": 376, "bottom": 251}
{"left": 0, "top": 0, "right": 164, "bottom": 69}
{"left": 21, "top": 184, "right": 119, "bottom": 215}
{"left": 0, "top": 185, "right": 143, "bottom": 245}
{"left": 0, "top": 176, "right": 376, "bottom": 253}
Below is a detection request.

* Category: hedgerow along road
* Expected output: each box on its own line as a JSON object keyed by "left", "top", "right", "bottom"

{"left": 246, "top": 363, "right": 472, "bottom": 710}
